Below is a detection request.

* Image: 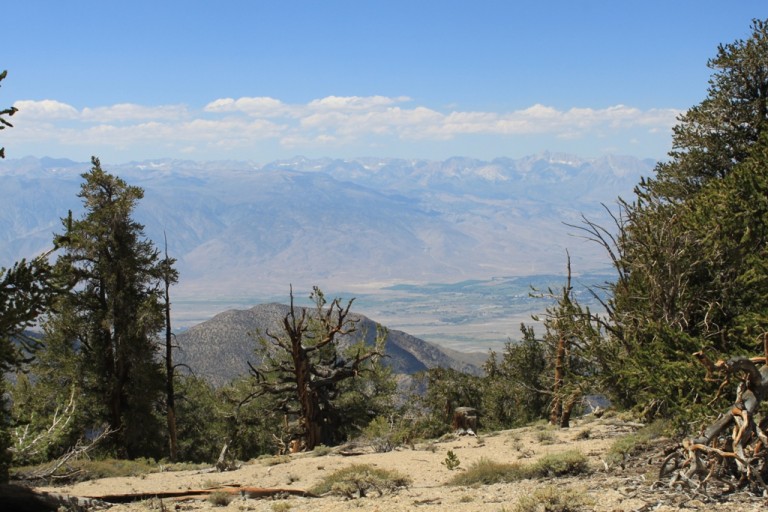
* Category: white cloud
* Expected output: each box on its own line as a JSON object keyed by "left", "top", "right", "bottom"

{"left": 82, "top": 103, "right": 188, "bottom": 122}
{"left": 479, "top": 105, "right": 678, "bottom": 136}
{"left": 5, "top": 95, "right": 680, "bottom": 160}
{"left": 204, "top": 97, "right": 291, "bottom": 117}
{"left": 307, "top": 95, "right": 411, "bottom": 111}
{"left": 13, "top": 99, "right": 78, "bottom": 119}
{"left": 301, "top": 105, "right": 443, "bottom": 138}
{"left": 60, "top": 118, "right": 286, "bottom": 149}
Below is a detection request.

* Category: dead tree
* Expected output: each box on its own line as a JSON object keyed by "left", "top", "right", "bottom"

{"left": 161, "top": 233, "right": 180, "bottom": 462}
{"left": 251, "top": 286, "right": 386, "bottom": 451}
{"left": 660, "top": 349, "right": 768, "bottom": 495}
{"left": 12, "top": 387, "right": 76, "bottom": 463}
{"left": 14, "top": 425, "right": 115, "bottom": 482}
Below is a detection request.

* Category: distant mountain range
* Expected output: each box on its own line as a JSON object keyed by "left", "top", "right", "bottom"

{"left": 175, "top": 303, "right": 485, "bottom": 387}
{"left": 0, "top": 153, "right": 653, "bottom": 348}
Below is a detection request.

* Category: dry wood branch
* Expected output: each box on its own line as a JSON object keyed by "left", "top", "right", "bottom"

{"left": 214, "top": 435, "right": 248, "bottom": 472}
{"left": 16, "top": 426, "right": 116, "bottom": 482}
{"left": 12, "top": 387, "right": 77, "bottom": 461}
{"left": 663, "top": 352, "right": 768, "bottom": 495}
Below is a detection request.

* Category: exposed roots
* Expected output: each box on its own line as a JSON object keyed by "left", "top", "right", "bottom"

{"left": 660, "top": 354, "right": 768, "bottom": 497}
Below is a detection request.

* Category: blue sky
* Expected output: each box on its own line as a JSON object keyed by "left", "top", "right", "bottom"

{"left": 2, "top": 1, "right": 765, "bottom": 164}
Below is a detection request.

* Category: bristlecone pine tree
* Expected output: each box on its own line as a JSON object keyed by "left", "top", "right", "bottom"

{"left": 251, "top": 286, "right": 386, "bottom": 451}
{"left": 529, "top": 255, "right": 602, "bottom": 428}
{"left": 595, "top": 18, "right": 768, "bottom": 420}
{"left": 482, "top": 325, "right": 548, "bottom": 430}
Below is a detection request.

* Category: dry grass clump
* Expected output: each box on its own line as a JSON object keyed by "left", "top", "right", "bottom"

{"left": 447, "top": 450, "right": 589, "bottom": 486}
{"left": 574, "top": 428, "right": 592, "bottom": 440}
{"left": 535, "top": 429, "right": 557, "bottom": 445}
{"left": 207, "top": 490, "right": 233, "bottom": 507}
{"left": 260, "top": 454, "right": 292, "bottom": 466}
{"left": 534, "top": 450, "right": 590, "bottom": 477}
{"left": 311, "top": 444, "right": 333, "bottom": 457}
{"left": 446, "top": 457, "right": 521, "bottom": 486}
{"left": 309, "top": 463, "right": 412, "bottom": 498}
{"left": 513, "top": 484, "right": 594, "bottom": 512}
{"left": 604, "top": 420, "right": 669, "bottom": 467}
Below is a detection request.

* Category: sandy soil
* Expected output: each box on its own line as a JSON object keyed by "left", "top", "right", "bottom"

{"left": 34, "top": 417, "right": 768, "bottom": 511}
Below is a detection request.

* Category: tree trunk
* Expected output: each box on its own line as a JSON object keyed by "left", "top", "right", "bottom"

{"left": 560, "top": 392, "right": 578, "bottom": 428}
{"left": 549, "top": 255, "right": 573, "bottom": 427}
{"left": 300, "top": 384, "right": 323, "bottom": 450}
{"left": 549, "top": 331, "right": 565, "bottom": 425}
{"left": 164, "top": 241, "right": 178, "bottom": 462}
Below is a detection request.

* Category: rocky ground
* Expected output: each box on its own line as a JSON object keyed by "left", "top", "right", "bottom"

{"left": 32, "top": 417, "right": 768, "bottom": 511}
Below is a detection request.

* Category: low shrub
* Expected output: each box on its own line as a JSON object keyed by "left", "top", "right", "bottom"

{"left": 58, "top": 458, "right": 157, "bottom": 481}
{"left": 535, "top": 430, "right": 557, "bottom": 445}
{"left": 513, "top": 484, "right": 594, "bottom": 512}
{"left": 446, "top": 457, "right": 524, "bottom": 486}
{"left": 533, "top": 450, "right": 590, "bottom": 477}
{"left": 447, "top": 450, "right": 589, "bottom": 486}
{"left": 605, "top": 420, "right": 669, "bottom": 467}
{"left": 207, "top": 490, "right": 232, "bottom": 506}
{"left": 309, "top": 463, "right": 411, "bottom": 498}
{"left": 12, "top": 457, "right": 209, "bottom": 483}
{"left": 311, "top": 444, "right": 332, "bottom": 457}
{"left": 442, "top": 450, "right": 461, "bottom": 470}
{"left": 260, "top": 454, "right": 291, "bottom": 466}
{"left": 360, "top": 416, "right": 397, "bottom": 453}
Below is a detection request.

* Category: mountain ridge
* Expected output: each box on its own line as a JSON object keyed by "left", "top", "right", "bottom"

{"left": 1, "top": 153, "right": 651, "bottom": 345}
{"left": 174, "top": 302, "right": 483, "bottom": 387}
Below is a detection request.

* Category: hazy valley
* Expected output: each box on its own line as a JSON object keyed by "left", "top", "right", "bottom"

{"left": 1, "top": 153, "right": 652, "bottom": 352}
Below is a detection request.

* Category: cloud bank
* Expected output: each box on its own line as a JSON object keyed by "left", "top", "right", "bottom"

{"left": 5, "top": 95, "right": 680, "bottom": 161}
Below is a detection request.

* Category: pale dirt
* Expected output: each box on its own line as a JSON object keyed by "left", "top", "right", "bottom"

{"left": 34, "top": 417, "right": 768, "bottom": 511}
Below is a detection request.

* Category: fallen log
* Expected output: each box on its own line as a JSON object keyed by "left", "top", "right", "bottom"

{"left": 73, "top": 485, "right": 318, "bottom": 503}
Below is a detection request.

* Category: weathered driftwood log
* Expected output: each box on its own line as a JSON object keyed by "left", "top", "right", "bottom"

{"left": 661, "top": 355, "right": 768, "bottom": 494}
{"left": 76, "top": 485, "right": 318, "bottom": 503}
{"left": 12, "top": 484, "right": 319, "bottom": 509}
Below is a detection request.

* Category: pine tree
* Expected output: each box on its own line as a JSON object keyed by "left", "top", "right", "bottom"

{"left": 481, "top": 325, "right": 548, "bottom": 429}
{"left": 529, "top": 257, "right": 602, "bottom": 428}
{"left": 40, "top": 158, "right": 172, "bottom": 457}
{"left": 0, "top": 69, "right": 61, "bottom": 482}
{"left": 160, "top": 235, "right": 179, "bottom": 461}
{"left": 597, "top": 19, "right": 768, "bottom": 420}
{"left": 648, "top": 18, "right": 768, "bottom": 202}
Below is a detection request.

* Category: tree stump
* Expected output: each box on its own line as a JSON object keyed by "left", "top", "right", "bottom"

{"left": 451, "top": 407, "right": 478, "bottom": 435}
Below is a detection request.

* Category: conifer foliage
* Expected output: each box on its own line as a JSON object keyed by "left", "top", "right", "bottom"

{"left": 0, "top": 69, "right": 62, "bottom": 483}
{"left": 598, "top": 19, "right": 768, "bottom": 419}
{"left": 39, "top": 158, "right": 174, "bottom": 457}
